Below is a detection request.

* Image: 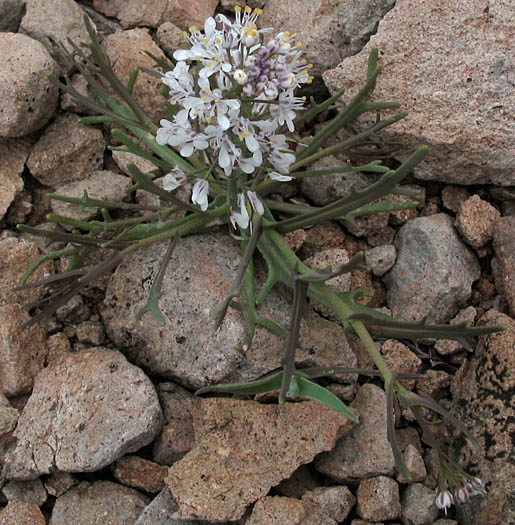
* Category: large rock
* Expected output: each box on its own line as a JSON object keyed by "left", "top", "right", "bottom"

{"left": 323, "top": 0, "right": 515, "bottom": 186}
{"left": 450, "top": 310, "right": 515, "bottom": 525}
{"left": 2, "top": 348, "right": 162, "bottom": 480}
{"left": 260, "top": 0, "right": 396, "bottom": 75}
{"left": 101, "top": 232, "right": 358, "bottom": 389}
{"left": 0, "top": 33, "right": 59, "bottom": 137}
{"left": 27, "top": 113, "right": 105, "bottom": 188}
{"left": 384, "top": 213, "right": 480, "bottom": 323}
{"left": 167, "top": 398, "right": 357, "bottom": 521}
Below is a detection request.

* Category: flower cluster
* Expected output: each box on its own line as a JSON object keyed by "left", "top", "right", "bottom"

{"left": 156, "top": 6, "right": 313, "bottom": 226}
{"left": 435, "top": 477, "right": 487, "bottom": 515}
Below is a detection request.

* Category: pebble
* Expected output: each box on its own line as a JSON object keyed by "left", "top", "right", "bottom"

{"left": 356, "top": 475, "right": 401, "bottom": 522}
{"left": 401, "top": 483, "right": 439, "bottom": 525}
{"left": 455, "top": 195, "right": 501, "bottom": 249}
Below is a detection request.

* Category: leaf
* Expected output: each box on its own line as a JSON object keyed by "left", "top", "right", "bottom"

{"left": 195, "top": 371, "right": 283, "bottom": 396}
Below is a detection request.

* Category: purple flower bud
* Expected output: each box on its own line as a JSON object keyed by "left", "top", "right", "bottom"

{"left": 435, "top": 491, "right": 453, "bottom": 515}
{"left": 456, "top": 487, "right": 469, "bottom": 503}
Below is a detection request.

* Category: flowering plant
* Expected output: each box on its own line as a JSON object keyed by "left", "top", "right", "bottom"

{"left": 17, "top": 6, "right": 504, "bottom": 515}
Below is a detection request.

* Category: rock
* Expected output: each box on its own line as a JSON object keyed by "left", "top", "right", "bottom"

{"left": 101, "top": 29, "right": 169, "bottom": 123}
{"left": 396, "top": 444, "right": 426, "bottom": 484}
{"left": 27, "top": 113, "right": 105, "bottom": 188}
{"left": 302, "top": 486, "right": 356, "bottom": 522}
{"left": 365, "top": 245, "right": 396, "bottom": 276}
{"left": 304, "top": 248, "right": 351, "bottom": 290}
{"left": 367, "top": 225, "right": 396, "bottom": 247}
{"left": 356, "top": 476, "right": 401, "bottom": 521}
{"left": 1, "top": 478, "right": 47, "bottom": 506}
{"left": 442, "top": 185, "right": 471, "bottom": 214}
{"left": 94, "top": 0, "right": 168, "bottom": 29}
{"left": 401, "top": 483, "right": 439, "bottom": 525}
{"left": 247, "top": 496, "right": 337, "bottom": 524}
{"left": 75, "top": 321, "right": 105, "bottom": 345}
{"left": 56, "top": 295, "right": 90, "bottom": 324}
{"left": 43, "top": 472, "right": 78, "bottom": 498}
{"left": 323, "top": 0, "right": 515, "bottom": 186}
{"left": 415, "top": 369, "right": 451, "bottom": 399}
{"left": 455, "top": 195, "right": 501, "bottom": 249}
{"left": 49, "top": 480, "right": 149, "bottom": 525}
{"left": 434, "top": 306, "right": 477, "bottom": 355}
{"left": 385, "top": 214, "right": 480, "bottom": 323}
{"left": 380, "top": 339, "right": 421, "bottom": 390}
{"left": 0, "top": 33, "right": 59, "bottom": 137}
{"left": 300, "top": 222, "right": 346, "bottom": 258}
{"left": 0, "top": 404, "right": 18, "bottom": 435}
{"left": 0, "top": 138, "right": 31, "bottom": 221}
{"left": 167, "top": 398, "right": 357, "bottom": 522}
{"left": 20, "top": 0, "right": 95, "bottom": 72}
{"left": 315, "top": 384, "right": 395, "bottom": 482}
{"left": 166, "top": 0, "right": 219, "bottom": 30}
{"left": 4, "top": 191, "right": 32, "bottom": 226}
{"left": 0, "top": 500, "right": 46, "bottom": 525}
{"left": 283, "top": 229, "right": 307, "bottom": 252}
{"left": 102, "top": 232, "right": 358, "bottom": 389}
{"left": 156, "top": 22, "right": 188, "bottom": 57}
{"left": 275, "top": 465, "right": 320, "bottom": 498}
{"left": 260, "top": 0, "right": 396, "bottom": 76}
{"left": 50, "top": 171, "right": 131, "bottom": 223}
{"left": 0, "top": 0, "right": 25, "bottom": 31}
{"left": 60, "top": 73, "right": 98, "bottom": 115}
{"left": 113, "top": 455, "right": 168, "bottom": 493}
{"left": 492, "top": 216, "right": 515, "bottom": 316}
{"left": 450, "top": 309, "right": 514, "bottom": 525}
{"left": 0, "top": 305, "right": 47, "bottom": 398}
{"left": 2, "top": 348, "right": 162, "bottom": 480}
{"left": 389, "top": 185, "right": 426, "bottom": 226}
{"left": 111, "top": 150, "right": 156, "bottom": 176}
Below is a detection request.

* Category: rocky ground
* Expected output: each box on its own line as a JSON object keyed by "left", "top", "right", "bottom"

{"left": 0, "top": 0, "right": 514, "bottom": 524}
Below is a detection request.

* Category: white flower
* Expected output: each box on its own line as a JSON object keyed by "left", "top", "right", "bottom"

{"left": 191, "top": 179, "right": 209, "bottom": 211}
{"left": 270, "top": 90, "right": 304, "bottom": 132}
{"left": 234, "top": 69, "right": 248, "bottom": 85}
{"left": 247, "top": 190, "right": 264, "bottom": 215}
{"left": 268, "top": 171, "right": 293, "bottom": 182}
{"left": 435, "top": 491, "right": 453, "bottom": 515}
{"left": 230, "top": 193, "right": 249, "bottom": 229}
{"left": 163, "top": 168, "right": 187, "bottom": 191}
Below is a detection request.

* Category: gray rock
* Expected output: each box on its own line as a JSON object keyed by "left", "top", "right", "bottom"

{"left": 492, "top": 215, "right": 515, "bottom": 316}
{"left": 49, "top": 480, "right": 149, "bottom": 525}
{"left": 302, "top": 486, "right": 356, "bottom": 522}
{"left": 396, "top": 444, "right": 426, "bottom": 484}
{"left": 357, "top": 476, "right": 401, "bottom": 521}
{"left": 43, "top": 472, "right": 78, "bottom": 498}
{"left": 316, "top": 384, "right": 395, "bottom": 482}
{"left": 101, "top": 232, "right": 358, "bottom": 389}
{"left": 0, "top": 405, "right": 18, "bottom": 436}
{"left": 450, "top": 309, "right": 515, "bottom": 525}
{"left": 2, "top": 348, "right": 162, "bottom": 480}
{"left": 2, "top": 478, "right": 47, "bottom": 506}
{"left": 27, "top": 113, "right": 105, "bottom": 188}
{"left": 0, "top": 500, "right": 46, "bottom": 524}
{"left": 75, "top": 321, "right": 105, "bottom": 345}
{"left": 401, "top": 483, "right": 439, "bottom": 525}
{"left": 156, "top": 22, "right": 188, "bottom": 58}
{"left": 0, "top": 305, "right": 47, "bottom": 398}
{"left": 385, "top": 214, "right": 480, "bottom": 323}
{"left": 55, "top": 295, "right": 90, "bottom": 325}
{"left": 0, "top": 0, "right": 25, "bottom": 31}
{"left": 20, "top": 0, "right": 95, "bottom": 72}
{"left": 0, "top": 138, "right": 31, "bottom": 220}
{"left": 323, "top": 0, "right": 515, "bottom": 186}
{"left": 260, "top": 0, "right": 396, "bottom": 76}
{"left": 365, "top": 245, "right": 396, "bottom": 276}
{"left": 247, "top": 496, "right": 337, "bottom": 524}
{"left": 434, "top": 306, "right": 477, "bottom": 355}
{"left": 0, "top": 33, "right": 58, "bottom": 137}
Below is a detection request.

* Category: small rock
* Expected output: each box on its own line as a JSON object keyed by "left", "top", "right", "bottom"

{"left": 27, "top": 113, "right": 105, "bottom": 188}
{"left": 367, "top": 225, "right": 396, "bottom": 247}
{"left": 326, "top": 383, "right": 358, "bottom": 402}
{"left": 43, "top": 472, "right": 78, "bottom": 498}
{"left": 0, "top": 305, "right": 47, "bottom": 398}
{"left": 316, "top": 384, "right": 395, "bottom": 482}
{"left": 0, "top": 500, "right": 46, "bottom": 525}
{"left": 45, "top": 333, "right": 72, "bottom": 365}
{"left": 247, "top": 496, "right": 336, "bottom": 524}
{"left": 113, "top": 455, "right": 168, "bottom": 494}
{"left": 455, "top": 195, "right": 501, "bottom": 249}
{"left": 492, "top": 216, "right": 515, "bottom": 316}
{"left": 416, "top": 370, "right": 451, "bottom": 399}
{"left": 168, "top": 398, "right": 357, "bottom": 522}
{"left": 0, "top": 33, "right": 59, "bottom": 137}
{"left": 0, "top": 0, "right": 25, "bottom": 31}
{"left": 0, "top": 404, "right": 18, "bottom": 435}
{"left": 75, "top": 321, "right": 105, "bottom": 345}
{"left": 389, "top": 186, "right": 426, "bottom": 226}
{"left": 156, "top": 22, "right": 188, "bottom": 57}
{"left": 397, "top": 444, "right": 427, "bottom": 484}
{"left": 56, "top": 295, "right": 90, "bottom": 324}
{"left": 302, "top": 486, "right": 356, "bottom": 522}
{"left": 1, "top": 479, "right": 47, "bottom": 506}
{"left": 20, "top": 0, "right": 95, "bottom": 72}
{"left": 60, "top": 73, "right": 97, "bottom": 115}
{"left": 111, "top": 150, "right": 156, "bottom": 176}
{"left": 396, "top": 426, "right": 423, "bottom": 456}
{"left": 442, "top": 186, "right": 471, "bottom": 214}
{"left": 356, "top": 475, "right": 401, "bottom": 521}
{"left": 434, "top": 306, "right": 477, "bottom": 355}
{"left": 366, "top": 245, "right": 397, "bottom": 276}
{"left": 0, "top": 138, "right": 31, "bottom": 221}
{"left": 401, "top": 483, "right": 439, "bottom": 525}
{"left": 3, "top": 348, "right": 162, "bottom": 480}
{"left": 5, "top": 191, "right": 33, "bottom": 226}
{"left": 385, "top": 214, "right": 480, "bottom": 323}
{"left": 49, "top": 480, "right": 149, "bottom": 524}
{"left": 284, "top": 229, "right": 307, "bottom": 252}
{"left": 343, "top": 199, "right": 390, "bottom": 238}
{"left": 380, "top": 339, "right": 421, "bottom": 389}
{"left": 304, "top": 248, "right": 351, "bottom": 291}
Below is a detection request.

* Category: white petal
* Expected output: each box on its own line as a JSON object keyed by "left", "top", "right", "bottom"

{"left": 217, "top": 113, "right": 230, "bottom": 130}
{"left": 218, "top": 146, "right": 231, "bottom": 168}
{"left": 173, "top": 49, "right": 192, "bottom": 61}
{"left": 180, "top": 143, "right": 194, "bottom": 157}
{"left": 247, "top": 191, "right": 264, "bottom": 215}
{"left": 204, "top": 17, "right": 216, "bottom": 36}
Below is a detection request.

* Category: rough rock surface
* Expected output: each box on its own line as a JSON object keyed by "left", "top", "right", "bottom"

{"left": 102, "top": 233, "right": 358, "bottom": 389}
{"left": 0, "top": 305, "right": 47, "bottom": 398}
{"left": 315, "top": 384, "right": 395, "bottom": 482}
{"left": 385, "top": 213, "right": 480, "bottom": 323}
{"left": 0, "top": 32, "right": 59, "bottom": 137}
{"left": 0, "top": 500, "right": 46, "bottom": 525}
{"left": 450, "top": 309, "right": 515, "bottom": 525}
{"left": 2, "top": 478, "right": 47, "bottom": 506}
{"left": 156, "top": 22, "right": 187, "bottom": 57}
{"left": 356, "top": 476, "right": 401, "bottom": 521}
{"left": 0, "top": 0, "right": 25, "bottom": 32}
{"left": 401, "top": 483, "right": 439, "bottom": 525}
{"left": 167, "top": 398, "right": 357, "bottom": 521}
{"left": 323, "top": 0, "right": 515, "bottom": 186}
{"left": 301, "top": 486, "right": 356, "bottom": 522}
{"left": 365, "top": 245, "right": 396, "bottom": 276}
{"left": 50, "top": 171, "right": 132, "bottom": 223}
{"left": 0, "top": 138, "right": 31, "bottom": 220}
{"left": 492, "top": 215, "right": 515, "bottom": 316}
{"left": 3, "top": 348, "right": 162, "bottom": 480}
{"left": 27, "top": 113, "right": 105, "bottom": 188}
{"left": 455, "top": 195, "right": 501, "bottom": 249}
{"left": 113, "top": 455, "right": 168, "bottom": 493}
{"left": 49, "top": 480, "right": 149, "bottom": 525}
{"left": 260, "top": 0, "right": 396, "bottom": 75}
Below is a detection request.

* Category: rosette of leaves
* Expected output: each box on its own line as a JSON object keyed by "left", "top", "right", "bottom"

{"left": 17, "top": 9, "right": 504, "bottom": 483}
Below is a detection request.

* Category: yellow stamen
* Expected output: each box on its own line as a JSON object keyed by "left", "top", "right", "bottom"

{"left": 254, "top": 8, "right": 263, "bottom": 16}
{"left": 251, "top": 25, "right": 257, "bottom": 30}
{"left": 202, "top": 38, "right": 208, "bottom": 44}
{"left": 291, "top": 33, "right": 297, "bottom": 38}
{"left": 189, "top": 26, "right": 198, "bottom": 33}
{"left": 284, "top": 31, "right": 290, "bottom": 37}
{"left": 243, "top": 26, "right": 250, "bottom": 33}
{"left": 249, "top": 30, "right": 257, "bottom": 37}
{"left": 214, "top": 99, "right": 220, "bottom": 104}
{"left": 307, "top": 76, "right": 314, "bottom": 84}
{"left": 245, "top": 6, "right": 252, "bottom": 14}
{"left": 302, "top": 96, "right": 306, "bottom": 100}
{"left": 201, "top": 96, "right": 206, "bottom": 102}
{"left": 196, "top": 55, "right": 202, "bottom": 61}
{"left": 183, "top": 31, "right": 188, "bottom": 38}
{"left": 215, "top": 37, "right": 221, "bottom": 44}
{"left": 235, "top": 6, "right": 242, "bottom": 12}
{"left": 296, "top": 42, "right": 303, "bottom": 48}
{"left": 301, "top": 58, "right": 307, "bottom": 64}
{"left": 308, "top": 63, "right": 314, "bottom": 69}
{"left": 206, "top": 116, "right": 211, "bottom": 123}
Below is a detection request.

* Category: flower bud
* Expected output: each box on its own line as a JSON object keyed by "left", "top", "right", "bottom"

{"left": 234, "top": 69, "right": 248, "bottom": 85}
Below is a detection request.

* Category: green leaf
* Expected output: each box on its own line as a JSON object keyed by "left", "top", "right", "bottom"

{"left": 195, "top": 371, "right": 283, "bottom": 396}
{"left": 289, "top": 376, "right": 358, "bottom": 422}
